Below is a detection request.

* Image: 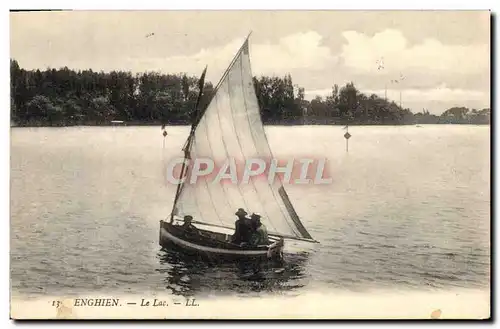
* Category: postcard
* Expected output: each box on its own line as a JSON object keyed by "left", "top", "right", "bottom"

{"left": 9, "top": 9, "right": 491, "bottom": 319}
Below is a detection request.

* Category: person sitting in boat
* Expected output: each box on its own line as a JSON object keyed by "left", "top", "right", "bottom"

{"left": 181, "top": 215, "right": 199, "bottom": 235}
{"left": 231, "top": 208, "right": 253, "bottom": 245}
{"left": 249, "top": 213, "right": 269, "bottom": 246}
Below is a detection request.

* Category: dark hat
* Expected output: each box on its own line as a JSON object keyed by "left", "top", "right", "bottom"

{"left": 235, "top": 208, "right": 247, "bottom": 217}
{"left": 184, "top": 215, "right": 193, "bottom": 221}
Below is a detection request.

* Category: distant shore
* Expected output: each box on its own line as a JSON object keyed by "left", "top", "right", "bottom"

{"left": 10, "top": 121, "right": 490, "bottom": 128}
{"left": 10, "top": 60, "right": 490, "bottom": 129}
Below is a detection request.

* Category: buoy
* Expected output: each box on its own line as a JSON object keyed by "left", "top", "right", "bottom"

{"left": 343, "top": 125, "right": 351, "bottom": 152}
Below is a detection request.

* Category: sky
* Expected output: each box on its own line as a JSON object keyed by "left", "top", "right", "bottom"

{"left": 10, "top": 10, "right": 491, "bottom": 114}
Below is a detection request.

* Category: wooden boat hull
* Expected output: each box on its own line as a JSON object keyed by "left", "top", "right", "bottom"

{"left": 159, "top": 220, "right": 284, "bottom": 262}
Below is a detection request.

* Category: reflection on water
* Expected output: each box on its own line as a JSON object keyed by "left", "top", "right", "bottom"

{"left": 157, "top": 249, "right": 310, "bottom": 297}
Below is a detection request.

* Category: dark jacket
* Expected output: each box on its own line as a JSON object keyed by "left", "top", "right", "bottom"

{"left": 182, "top": 223, "right": 199, "bottom": 235}
{"left": 231, "top": 218, "right": 253, "bottom": 244}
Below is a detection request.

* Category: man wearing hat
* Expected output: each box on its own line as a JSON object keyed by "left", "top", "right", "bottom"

{"left": 231, "top": 208, "right": 253, "bottom": 245}
{"left": 181, "top": 215, "right": 199, "bottom": 235}
{"left": 250, "top": 213, "right": 269, "bottom": 246}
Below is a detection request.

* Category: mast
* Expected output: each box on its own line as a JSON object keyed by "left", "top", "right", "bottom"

{"left": 169, "top": 66, "right": 207, "bottom": 223}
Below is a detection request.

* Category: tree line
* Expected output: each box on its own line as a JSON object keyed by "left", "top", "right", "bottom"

{"left": 10, "top": 59, "right": 490, "bottom": 127}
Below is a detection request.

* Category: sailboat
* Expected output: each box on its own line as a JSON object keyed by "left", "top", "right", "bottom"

{"left": 159, "top": 34, "right": 318, "bottom": 262}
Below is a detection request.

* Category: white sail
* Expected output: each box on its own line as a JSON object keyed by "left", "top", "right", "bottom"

{"left": 172, "top": 38, "right": 314, "bottom": 241}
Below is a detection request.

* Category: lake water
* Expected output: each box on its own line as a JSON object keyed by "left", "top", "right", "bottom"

{"left": 10, "top": 125, "right": 490, "bottom": 300}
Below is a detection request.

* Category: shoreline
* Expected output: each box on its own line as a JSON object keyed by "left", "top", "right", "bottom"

{"left": 10, "top": 122, "right": 491, "bottom": 128}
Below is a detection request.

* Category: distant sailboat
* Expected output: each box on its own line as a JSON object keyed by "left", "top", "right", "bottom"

{"left": 159, "top": 34, "right": 318, "bottom": 261}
